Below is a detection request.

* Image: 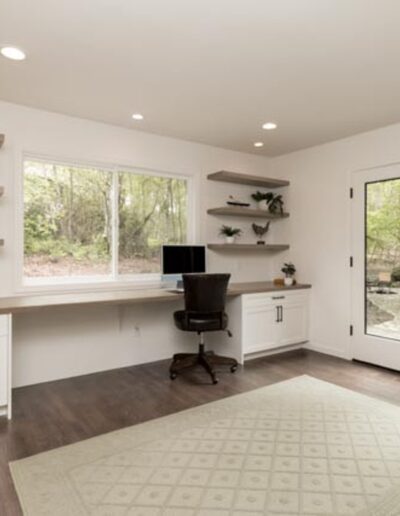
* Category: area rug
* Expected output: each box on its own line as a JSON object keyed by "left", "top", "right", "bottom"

{"left": 10, "top": 375, "right": 400, "bottom": 515}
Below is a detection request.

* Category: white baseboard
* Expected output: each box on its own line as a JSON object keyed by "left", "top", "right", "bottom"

{"left": 304, "top": 342, "right": 351, "bottom": 361}
{"left": 244, "top": 343, "right": 304, "bottom": 362}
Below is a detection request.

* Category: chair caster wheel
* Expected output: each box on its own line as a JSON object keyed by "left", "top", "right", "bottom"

{"left": 230, "top": 365, "right": 238, "bottom": 373}
{"left": 212, "top": 376, "right": 219, "bottom": 384}
{"left": 170, "top": 372, "right": 177, "bottom": 380}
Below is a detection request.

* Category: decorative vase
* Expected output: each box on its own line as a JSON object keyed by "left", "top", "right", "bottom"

{"left": 284, "top": 277, "right": 294, "bottom": 286}
{"left": 225, "top": 236, "right": 235, "bottom": 244}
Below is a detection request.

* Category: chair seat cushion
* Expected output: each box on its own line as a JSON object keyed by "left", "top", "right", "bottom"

{"left": 174, "top": 310, "right": 228, "bottom": 332}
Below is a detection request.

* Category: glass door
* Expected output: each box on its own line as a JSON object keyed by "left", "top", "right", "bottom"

{"left": 352, "top": 164, "right": 400, "bottom": 370}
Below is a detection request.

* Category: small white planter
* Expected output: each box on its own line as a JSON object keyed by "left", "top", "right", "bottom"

{"left": 256, "top": 201, "right": 267, "bottom": 210}
{"left": 225, "top": 236, "right": 235, "bottom": 244}
{"left": 284, "top": 277, "right": 294, "bottom": 286}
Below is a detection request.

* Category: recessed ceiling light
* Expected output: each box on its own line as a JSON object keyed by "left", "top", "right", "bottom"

{"left": 132, "top": 113, "right": 144, "bottom": 120}
{"left": 262, "top": 122, "right": 277, "bottom": 130}
{"left": 254, "top": 142, "right": 264, "bottom": 148}
{"left": 0, "top": 46, "right": 26, "bottom": 61}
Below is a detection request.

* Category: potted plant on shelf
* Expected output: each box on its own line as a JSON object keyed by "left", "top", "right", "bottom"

{"left": 219, "top": 225, "right": 242, "bottom": 244}
{"left": 267, "top": 193, "right": 284, "bottom": 215}
{"left": 251, "top": 191, "right": 269, "bottom": 210}
{"left": 281, "top": 262, "right": 296, "bottom": 286}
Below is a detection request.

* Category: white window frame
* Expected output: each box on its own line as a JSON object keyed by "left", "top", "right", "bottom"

{"left": 16, "top": 152, "right": 196, "bottom": 293}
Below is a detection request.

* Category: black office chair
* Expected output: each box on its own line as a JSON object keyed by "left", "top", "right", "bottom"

{"left": 170, "top": 273, "right": 238, "bottom": 384}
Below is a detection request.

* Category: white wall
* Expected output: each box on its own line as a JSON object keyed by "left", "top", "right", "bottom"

{"left": 0, "top": 101, "right": 282, "bottom": 386}
{"left": 269, "top": 123, "right": 400, "bottom": 360}
{"left": 7, "top": 101, "right": 398, "bottom": 386}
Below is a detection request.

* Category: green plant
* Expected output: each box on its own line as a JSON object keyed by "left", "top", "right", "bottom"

{"left": 251, "top": 191, "right": 269, "bottom": 203}
{"left": 392, "top": 266, "right": 400, "bottom": 282}
{"left": 281, "top": 262, "right": 296, "bottom": 277}
{"left": 267, "top": 193, "right": 284, "bottom": 214}
{"left": 219, "top": 225, "right": 242, "bottom": 237}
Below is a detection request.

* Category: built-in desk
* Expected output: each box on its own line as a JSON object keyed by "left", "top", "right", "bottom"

{"left": 0, "top": 281, "right": 310, "bottom": 314}
{"left": 0, "top": 282, "right": 311, "bottom": 418}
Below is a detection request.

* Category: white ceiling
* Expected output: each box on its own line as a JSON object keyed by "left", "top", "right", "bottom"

{"left": 1, "top": 0, "right": 400, "bottom": 156}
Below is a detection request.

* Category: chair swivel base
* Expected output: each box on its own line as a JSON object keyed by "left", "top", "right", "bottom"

{"left": 169, "top": 344, "right": 238, "bottom": 384}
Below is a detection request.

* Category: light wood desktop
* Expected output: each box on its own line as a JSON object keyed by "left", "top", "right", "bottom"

{"left": 0, "top": 281, "right": 310, "bottom": 315}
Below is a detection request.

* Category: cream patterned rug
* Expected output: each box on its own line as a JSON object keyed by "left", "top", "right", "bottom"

{"left": 10, "top": 376, "right": 400, "bottom": 515}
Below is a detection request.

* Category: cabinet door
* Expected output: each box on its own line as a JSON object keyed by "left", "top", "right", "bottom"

{"left": 243, "top": 302, "right": 279, "bottom": 353}
{"left": 0, "top": 335, "right": 8, "bottom": 407}
{"left": 278, "top": 294, "right": 309, "bottom": 346}
{"left": 0, "top": 315, "right": 10, "bottom": 410}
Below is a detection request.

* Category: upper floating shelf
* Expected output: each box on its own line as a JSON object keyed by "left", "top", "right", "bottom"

{"left": 208, "top": 243, "right": 289, "bottom": 252}
{"left": 208, "top": 206, "right": 289, "bottom": 219}
{"left": 208, "top": 170, "right": 289, "bottom": 189}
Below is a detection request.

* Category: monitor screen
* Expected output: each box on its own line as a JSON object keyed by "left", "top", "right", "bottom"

{"left": 162, "top": 245, "right": 206, "bottom": 275}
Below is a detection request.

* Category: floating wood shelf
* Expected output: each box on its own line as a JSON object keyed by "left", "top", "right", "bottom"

{"left": 208, "top": 243, "right": 289, "bottom": 252}
{"left": 208, "top": 170, "right": 289, "bottom": 189}
{"left": 0, "top": 134, "right": 4, "bottom": 149}
{"left": 208, "top": 206, "right": 289, "bottom": 219}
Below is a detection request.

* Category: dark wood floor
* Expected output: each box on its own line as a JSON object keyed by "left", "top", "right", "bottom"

{"left": 1, "top": 349, "right": 400, "bottom": 515}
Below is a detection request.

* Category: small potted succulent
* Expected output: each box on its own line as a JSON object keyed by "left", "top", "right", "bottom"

{"left": 281, "top": 262, "right": 296, "bottom": 286}
{"left": 219, "top": 225, "right": 242, "bottom": 244}
{"left": 251, "top": 191, "right": 269, "bottom": 210}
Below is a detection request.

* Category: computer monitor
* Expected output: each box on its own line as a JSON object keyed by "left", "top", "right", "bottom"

{"left": 162, "top": 245, "right": 206, "bottom": 287}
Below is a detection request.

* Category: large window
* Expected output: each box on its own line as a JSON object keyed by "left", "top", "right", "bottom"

{"left": 23, "top": 159, "right": 189, "bottom": 284}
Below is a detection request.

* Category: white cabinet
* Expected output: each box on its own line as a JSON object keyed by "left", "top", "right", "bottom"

{"left": 0, "top": 314, "right": 11, "bottom": 417}
{"left": 242, "top": 290, "right": 309, "bottom": 356}
{"left": 242, "top": 298, "right": 279, "bottom": 354}
{"left": 278, "top": 294, "right": 309, "bottom": 346}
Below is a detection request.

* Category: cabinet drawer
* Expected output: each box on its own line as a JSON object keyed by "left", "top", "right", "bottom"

{"left": 242, "top": 293, "right": 281, "bottom": 309}
{"left": 242, "top": 290, "right": 308, "bottom": 309}
{"left": 0, "top": 315, "right": 9, "bottom": 337}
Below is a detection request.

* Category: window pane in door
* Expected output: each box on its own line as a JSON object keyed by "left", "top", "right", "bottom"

{"left": 365, "top": 178, "right": 400, "bottom": 340}
{"left": 118, "top": 172, "right": 187, "bottom": 274}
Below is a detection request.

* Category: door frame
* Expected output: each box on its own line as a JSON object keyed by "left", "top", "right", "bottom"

{"left": 350, "top": 161, "right": 400, "bottom": 369}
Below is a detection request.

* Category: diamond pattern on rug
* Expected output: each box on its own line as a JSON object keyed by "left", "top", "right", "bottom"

{"left": 63, "top": 378, "right": 400, "bottom": 515}
{"left": 10, "top": 376, "right": 400, "bottom": 515}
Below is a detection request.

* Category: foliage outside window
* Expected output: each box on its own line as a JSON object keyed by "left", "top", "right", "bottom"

{"left": 23, "top": 160, "right": 188, "bottom": 282}
{"left": 365, "top": 178, "right": 400, "bottom": 339}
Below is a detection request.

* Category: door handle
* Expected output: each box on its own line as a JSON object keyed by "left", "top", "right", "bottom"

{"left": 276, "top": 306, "right": 280, "bottom": 322}
{"left": 280, "top": 305, "right": 283, "bottom": 322}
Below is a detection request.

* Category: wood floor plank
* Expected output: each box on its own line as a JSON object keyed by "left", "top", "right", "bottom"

{"left": 1, "top": 349, "right": 400, "bottom": 515}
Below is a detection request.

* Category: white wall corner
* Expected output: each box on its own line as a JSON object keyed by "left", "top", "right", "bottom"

{"left": 304, "top": 340, "right": 352, "bottom": 361}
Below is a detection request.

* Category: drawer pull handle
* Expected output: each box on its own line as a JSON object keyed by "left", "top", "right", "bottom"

{"left": 272, "top": 296, "right": 285, "bottom": 300}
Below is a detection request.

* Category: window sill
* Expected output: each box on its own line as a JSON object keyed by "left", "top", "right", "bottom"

{"left": 16, "top": 275, "right": 164, "bottom": 296}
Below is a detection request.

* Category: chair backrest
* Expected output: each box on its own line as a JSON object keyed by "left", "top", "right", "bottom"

{"left": 182, "top": 273, "right": 230, "bottom": 313}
